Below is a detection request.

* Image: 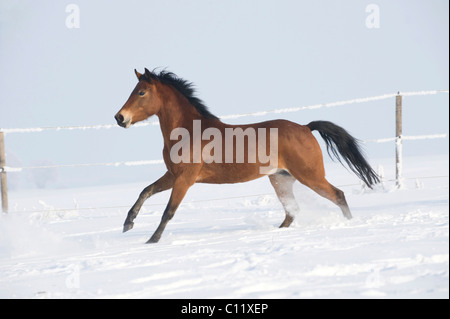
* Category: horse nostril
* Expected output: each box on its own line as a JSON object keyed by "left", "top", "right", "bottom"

{"left": 115, "top": 113, "right": 124, "bottom": 124}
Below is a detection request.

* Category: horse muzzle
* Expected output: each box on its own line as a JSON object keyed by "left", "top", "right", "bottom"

{"left": 115, "top": 112, "right": 131, "bottom": 128}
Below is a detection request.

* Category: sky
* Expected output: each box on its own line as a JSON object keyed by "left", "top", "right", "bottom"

{"left": 0, "top": 0, "right": 448, "bottom": 188}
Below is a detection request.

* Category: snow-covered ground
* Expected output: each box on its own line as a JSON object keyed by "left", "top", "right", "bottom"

{"left": 0, "top": 155, "right": 448, "bottom": 299}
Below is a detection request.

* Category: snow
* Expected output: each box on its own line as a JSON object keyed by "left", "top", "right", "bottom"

{"left": 0, "top": 155, "right": 448, "bottom": 299}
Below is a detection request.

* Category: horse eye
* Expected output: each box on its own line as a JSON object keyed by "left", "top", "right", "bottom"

{"left": 139, "top": 91, "right": 145, "bottom": 96}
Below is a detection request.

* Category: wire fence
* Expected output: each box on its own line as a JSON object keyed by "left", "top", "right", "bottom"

{"left": 8, "top": 174, "right": 449, "bottom": 216}
{"left": 0, "top": 89, "right": 448, "bottom": 172}
{"left": 1, "top": 89, "right": 448, "bottom": 135}
{"left": 0, "top": 89, "right": 448, "bottom": 213}
{"left": 0, "top": 133, "right": 447, "bottom": 173}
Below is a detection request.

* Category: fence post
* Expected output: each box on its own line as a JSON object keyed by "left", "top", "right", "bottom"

{"left": 395, "top": 93, "right": 403, "bottom": 189}
{"left": 0, "top": 132, "right": 8, "bottom": 213}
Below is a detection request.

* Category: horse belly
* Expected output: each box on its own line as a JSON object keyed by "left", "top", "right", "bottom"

{"left": 196, "top": 163, "right": 264, "bottom": 184}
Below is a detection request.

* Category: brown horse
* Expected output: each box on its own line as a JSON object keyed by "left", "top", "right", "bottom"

{"left": 115, "top": 68, "right": 379, "bottom": 243}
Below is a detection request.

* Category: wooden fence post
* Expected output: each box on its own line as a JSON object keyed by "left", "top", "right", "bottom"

{"left": 0, "top": 132, "right": 8, "bottom": 213}
{"left": 395, "top": 93, "right": 403, "bottom": 189}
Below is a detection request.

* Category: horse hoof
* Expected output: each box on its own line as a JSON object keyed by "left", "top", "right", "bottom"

{"left": 146, "top": 236, "right": 160, "bottom": 244}
{"left": 123, "top": 222, "right": 134, "bottom": 233}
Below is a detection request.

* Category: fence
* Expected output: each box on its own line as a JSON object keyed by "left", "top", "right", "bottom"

{"left": 1, "top": 90, "right": 448, "bottom": 213}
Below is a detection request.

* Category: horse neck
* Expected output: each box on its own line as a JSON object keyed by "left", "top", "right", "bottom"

{"left": 156, "top": 85, "right": 206, "bottom": 140}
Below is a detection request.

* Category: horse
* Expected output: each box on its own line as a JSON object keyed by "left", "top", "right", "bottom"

{"left": 114, "top": 68, "right": 379, "bottom": 243}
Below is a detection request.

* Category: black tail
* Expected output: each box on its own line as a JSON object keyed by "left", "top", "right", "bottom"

{"left": 307, "top": 121, "right": 380, "bottom": 188}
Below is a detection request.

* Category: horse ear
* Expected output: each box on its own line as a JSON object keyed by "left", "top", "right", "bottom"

{"left": 144, "top": 68, "right": 152, "bottom": 78}
{"left": 134, "top": 69, "right": 142, "bottom": 80}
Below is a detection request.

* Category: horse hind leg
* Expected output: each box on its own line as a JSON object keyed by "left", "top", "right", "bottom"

{"left": 329, "top": 184, "right": 352, "bottom": 219}
{"left": 269, "top": 171, "right": 300, "bottom": 228}
{"left": 301, "top": 177, "right": 352, "bottom": 220}
{"left": 286, "top": 164, "right": 352, "bottom": 219}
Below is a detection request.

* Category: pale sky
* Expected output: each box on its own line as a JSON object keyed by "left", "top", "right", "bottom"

{"left": 0, "top": 0, "right": 448, "bottom": 188}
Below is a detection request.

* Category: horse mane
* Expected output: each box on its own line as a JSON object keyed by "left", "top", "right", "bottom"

{"left": 140, "top": 69, "right": 219, "bottom": 120}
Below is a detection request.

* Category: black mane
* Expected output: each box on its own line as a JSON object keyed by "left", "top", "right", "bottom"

{"left": 140, "top": 69, "right": 219, "bottom": 120}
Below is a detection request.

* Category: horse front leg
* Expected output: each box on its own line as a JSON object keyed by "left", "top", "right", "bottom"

{"left": 146, "top": 176, "right": 193, "bottom": 243}
{"left": 123, "top": 171, "right": 174, "bottom": 233}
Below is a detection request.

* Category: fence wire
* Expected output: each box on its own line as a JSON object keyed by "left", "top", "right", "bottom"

{"left": 0, "top": 90, "right": 448, "bottom": 173}
{"left": 0, "top": 89, "right": 448, "bottom": 214}
{"left": 1, "top": 90, "right": 448, "bottom": 134}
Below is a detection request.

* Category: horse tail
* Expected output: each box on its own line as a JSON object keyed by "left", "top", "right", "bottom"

{"left": 307, "top": 121, "right": 380, "bottom": 188}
